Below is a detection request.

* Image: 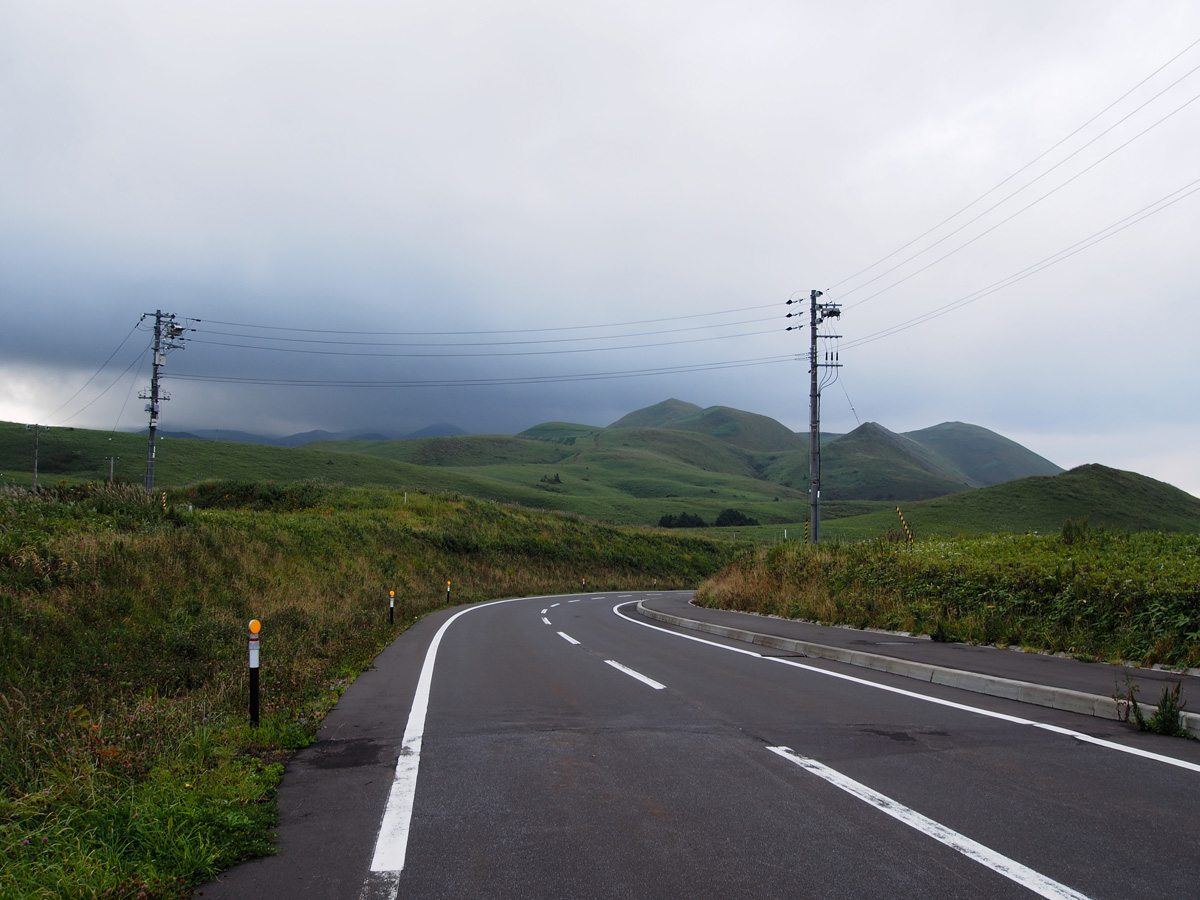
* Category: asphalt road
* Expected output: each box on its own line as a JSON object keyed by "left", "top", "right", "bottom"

{"left": 198, "top": 592, "right": 1200, "bottom": 900}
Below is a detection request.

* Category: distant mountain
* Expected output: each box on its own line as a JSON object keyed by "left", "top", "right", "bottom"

{"left": 609, "top": 399, "right": 703, "bottom": 429}
{"left": 903, "top": 422, "right": 1062, "bottom": 486}
{"left": 161, "top": 423, "right": 465, "bottom": 447}
{"left": 613, "top": 401, "right": 805, "bottom": 452}
{"left": 819, "top": 422, "right": 976, "bottom": 501}
{"left": 405, "top": 422, "right": 467, "bottom": 440}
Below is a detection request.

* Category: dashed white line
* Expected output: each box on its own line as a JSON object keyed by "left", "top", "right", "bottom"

{"left": 541, "top": 616, "right": 551, "bottom": 625}
{"left": 767, "top": 747, "right": 1091, "bottom": 900}
{"left": 604, "top": 659, "right": 666, "bottom": 690}
{"left": 540, "top": 609, "right": 548, "bottom": 615}
{"left": 550, "top": 602, "right": 561, "bottom": 608}
{"left": 558, "top": 631, "right": 580, "bottom": 645}
{"left": 568, "top": 599, "right": 583, "bottom": 603}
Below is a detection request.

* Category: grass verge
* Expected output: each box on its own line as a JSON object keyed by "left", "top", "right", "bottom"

{"left": 696, "top": 520, "right": 1200, "bottom": 668}
{"left": 1, "top": 481, "right": 735, "bottom": 898}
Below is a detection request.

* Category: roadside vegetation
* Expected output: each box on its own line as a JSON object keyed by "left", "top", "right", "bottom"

{"left": 697, "top": 519, "right": 1200, "bottom": 668}
{"left": 0, "top": 481, "right": 735, "bottom": 899}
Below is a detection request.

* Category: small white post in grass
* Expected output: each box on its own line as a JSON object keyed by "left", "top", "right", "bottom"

{"left": 389, "top": 590, "right": 395, "bottom": 624}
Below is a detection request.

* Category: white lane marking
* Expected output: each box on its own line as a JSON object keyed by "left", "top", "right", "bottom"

{"left": 541, "top": 608, "right": 548, "bottom": 614}
{"left": 591, "top": 596, "right": 606, "bottom": 600}
{"left": 613, "top": 602, "right": 764, "bottom": 659}
{"left": 605, "top": 659, "right": 666, "bottom": 690}
{"left": 618, "top": 594, "right": 632, "bottom": 598}
{"left": 613, "top": 603, "right": 1200, "bottom": 775}
{"left": 541, "top": 616, "right": 552, "bottom": 625}
{"left": 550, "top": 602, "right": 561, "bottom": 608}
{"left": 568, "top": 599, "right": 583, "bottom": 603}
{"left": 558, "top": 631, "right": 581, "bottom": 645}
{"left": 767, "top": 747, "right": 1091, "bottom": 900}
{"left": 368, "top": 595, "right": 531, "bottom": 875}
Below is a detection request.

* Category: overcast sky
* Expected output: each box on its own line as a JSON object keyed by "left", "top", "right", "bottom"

{"left": 2, "top": 1, "right": 1198, "bottom": 496}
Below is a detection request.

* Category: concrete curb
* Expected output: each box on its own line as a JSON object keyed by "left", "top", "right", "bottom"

{"left": 636, "top": 600, "right": 1200, "bottom": 734}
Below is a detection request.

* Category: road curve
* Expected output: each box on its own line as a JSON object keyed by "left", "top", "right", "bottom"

{"left": 199, "top": 591, "right": 1200, "bottom": 900}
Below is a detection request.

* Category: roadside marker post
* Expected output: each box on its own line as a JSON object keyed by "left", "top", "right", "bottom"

{"left": 248, "top": 619, "right": 261, "bottom": 728}
{"left": 389, "top": 590, "right": 395, "bottom": 625}
{"left": 446, "top": 580, "right": 451, "bottom": 603}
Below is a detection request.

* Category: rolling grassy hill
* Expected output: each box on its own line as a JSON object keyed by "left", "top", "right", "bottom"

{"left": 820, "top": 464, "right": 1200, "bottom": 538}
{"left": 3, "top": 398, "right": 1194, "bottom": 535}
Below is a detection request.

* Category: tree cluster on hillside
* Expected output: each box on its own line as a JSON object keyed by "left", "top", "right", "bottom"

{"left": 659, "top": 508, "right": 760, "bottom": 529}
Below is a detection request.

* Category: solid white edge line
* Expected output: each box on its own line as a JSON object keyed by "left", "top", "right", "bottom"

{"left": 767, "top": 747, "right": 1091, "bottom": 900}
{"left": 612, "top": 602, "right": 1200, "bottom": 774}
{"left": 368, "top": 595, "right": 531, "bottom": 875}
{"left": 605, "top": 659, "right": 666, "bottom": 690}
{"left": 558, "top": 631, "right": 580, "bottom": 645}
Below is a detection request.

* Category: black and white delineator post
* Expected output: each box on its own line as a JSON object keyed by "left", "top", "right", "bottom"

{"left": 389, "top": 590, "right": 395, "bottom": 624}
{"left": 248, "top": 619, "right": 261, "bottom": 727}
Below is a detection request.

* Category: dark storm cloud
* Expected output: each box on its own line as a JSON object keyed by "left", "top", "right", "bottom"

{"left": 1, "top": 1, "right": 1198, "bottom": 493}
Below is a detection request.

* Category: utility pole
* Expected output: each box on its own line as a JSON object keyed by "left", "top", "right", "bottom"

{"left": 787, "top": 290, "right": 841, "bottom": 543}
{"left": 105, "top": 455, "right": 119, "bottom": 484}
{"left": 139, "top": 310, "right": 191, "bottom": 493}
{"left": 27, "top": 424, "right": 49, "bottom": 492}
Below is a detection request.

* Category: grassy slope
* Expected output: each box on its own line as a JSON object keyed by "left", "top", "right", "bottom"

{"left": 824, "top": 464, "right": 1200, "bottom": 538}
{"left": 607, "top": 398, "right": 702, "bottom": 429}
{"left": 4, "top": 421, "right": 1198, "bottom": 535}
{"left": 904, "top": 421, "right": 1064, "bottom": 485}
{"left": 1, "top": 483, "right": 737, "bottom": 897}
{"left": 816, "top": 422, "right": 977, "bottom": 501}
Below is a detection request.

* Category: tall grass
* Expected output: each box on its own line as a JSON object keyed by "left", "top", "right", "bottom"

{"left": 1, "top": 482, "right": 735, "bottom": 899}
{"left": 697, "top": 521, "right": 1200, "bottom": 667}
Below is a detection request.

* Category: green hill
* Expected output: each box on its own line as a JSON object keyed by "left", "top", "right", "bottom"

{"left": 608, "top": 398, "right": 702, "bottom": 429}
{"left": 904, "top": 421, "right": 1063, "bottom": 486}
{"left": 661, "top": 405, "right": 806, "bottom": 452}
{"left": 818, "top": 422, "right": 975, "bottom": 501}
{"left": 6, "top": 403, "right": 1194, "bottom": 535}
{"left": 824, "top": 464, "right": 1200, "bottom": 537}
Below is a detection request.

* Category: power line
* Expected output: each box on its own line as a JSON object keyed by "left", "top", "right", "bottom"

{"left": 170, "top": 353, "right": 798, "bottom": 388}
{"left": 191, "top": 315, "right": 779, "bottom": 348}
{"left": 843, "top": 88, "right": 1200, "bottom": 312}
{"left": 199, "top": 303, "right": 779, "bottom": 337}
{"left": 828, "top": 36, "right": 1200, "bottom": 296}
{"left": 841, "top": 173, "right": 1200, "bottom": 350}
{"left": 187, "top": 327, "right": 779, "bottom": 358}
{"left": 46, "top": 322, "right": 145, "bottom": 422}
{"left": 58, "top": 346, "right": 151, "bottom": 426}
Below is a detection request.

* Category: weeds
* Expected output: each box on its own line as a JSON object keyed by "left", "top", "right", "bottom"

{"left": 1133, "top": 682, "right": 1192, "bottom": 738}
{"left": 1, "top": 482, "right": 735, "bottom": 897}
{"left": 696, "top": 528, "right": 1200, "bottom": 668}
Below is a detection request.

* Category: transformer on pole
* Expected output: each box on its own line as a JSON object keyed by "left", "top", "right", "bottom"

{"left": 139, "top": 310, "right": 193, "bottom": 493}
{"left": 787, "top": 290, "right": 841, "bottom": 544}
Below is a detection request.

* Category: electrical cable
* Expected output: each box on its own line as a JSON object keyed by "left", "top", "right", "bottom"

{"left": 842, "top": 174, "right": 1200, "bottom": 349}
{"left": 45, "top": 322, "right": 144, "bottom": 422}
{"left": 191, "top": 315, "right": 780, "bottom": 348}
{"left": 842, "top": 86, "right": 1200, "bottom": 310}
{"left": 170, "top": 353, "right": 797, "bottom": 388}
{"left": 186, "top": 327, "right": 780, "bottom": 359}
{"left": 200, "top": 303, "right": 779, "bottom": 337}
{"left": 828, "top": 36, "right": 1200, "bottom": 295}
{"left": 110, "top": 347, "right": 151, "bottom": 434}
